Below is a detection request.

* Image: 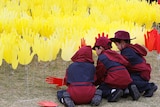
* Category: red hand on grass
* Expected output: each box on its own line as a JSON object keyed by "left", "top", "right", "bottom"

{"left": 46, "top": 76, "right": 64, "bottom": 87}
{"left": 38, "top": 101, "right": 58, "bottom": 107}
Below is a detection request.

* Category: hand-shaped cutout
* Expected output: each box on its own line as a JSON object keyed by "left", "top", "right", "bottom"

{"left": 46, "top": 76, "right": 64, "bottom": 87}
{"left": 79, "top": 38, "right": 87, "bottom": 49}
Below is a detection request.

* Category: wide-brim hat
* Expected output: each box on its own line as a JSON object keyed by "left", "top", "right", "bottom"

{"left": 110, "top": 30, "right": 135, "bottom": 42}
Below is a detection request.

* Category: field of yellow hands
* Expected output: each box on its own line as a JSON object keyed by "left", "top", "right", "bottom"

{"left": 1, "top": 32, "right": 19, "bottom": 69}
{"left": 33, "top": 35, "right": 52, "bottom": 62}
{"left": 0, "top": 0, "right": 160, "bottom": 69}
{"left": 49, "top": 36, "right": 61, "bottom": 61}
{"left": 32, "top": 35, "right": 61, "bottom": 62}
{"left": 61, "top": 38, "right": 77, "bottom": 61}
{"left": 0, "top": 41, "right": 3, "bottom": 66}
{"left": 18, "top": 39, "right": 34, "bottom": 65}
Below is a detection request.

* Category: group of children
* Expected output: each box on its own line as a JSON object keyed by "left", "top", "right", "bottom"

{"left": 56, "top": 30, "right": 158, "bottom": 107}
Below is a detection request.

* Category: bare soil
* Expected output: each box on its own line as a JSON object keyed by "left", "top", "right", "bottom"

{"left": 0, "top": 50, "right": 159, "bottom": 107}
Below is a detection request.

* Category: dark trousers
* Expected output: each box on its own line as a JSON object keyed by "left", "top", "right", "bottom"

{"left": 131, "top": 73, "right": 154, "bottom": 93}
{"left": 97, "top": 83, "right": 112, "bottom": 98}
{"left": 57, "top": 90, "right": 66, "bottom": 103}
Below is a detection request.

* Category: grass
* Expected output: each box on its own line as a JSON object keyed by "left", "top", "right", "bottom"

{"left": 0, "top": 50, "right": 159, "bottom": 107}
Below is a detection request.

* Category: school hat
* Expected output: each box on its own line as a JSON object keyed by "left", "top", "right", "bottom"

{"left": 92, "top": 36, "right": 112, "bottom": 50}
{"left": 110, "top": 30, "right": 135, "bottom": 42}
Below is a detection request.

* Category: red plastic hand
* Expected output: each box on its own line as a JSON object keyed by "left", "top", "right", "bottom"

{"left": 46, "top": 76, "right": 64, "bottom": 87}
{"left": 96, "top": 32, "right": 108, "bottom": 40}
{"left": 79, "top": 38, "right": 86, "bottom": 49}
{"left": 38, "top": 101, "right": 58, "bottom": 107}
{"left": 157, "top": 34, "right": 160, "bottom": 53}
{"left": 145, "top": 29, "right": 158, "bottom": 51}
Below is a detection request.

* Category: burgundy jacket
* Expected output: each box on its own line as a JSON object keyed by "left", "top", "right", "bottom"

{"left": 121, "top": 44, "right": 151, "bottom": 81}
{"left": 95, "top": 49, "right": 132, "bottom": 89}
{"left": 64, "top": 46, "right": 96, "bottom": 104}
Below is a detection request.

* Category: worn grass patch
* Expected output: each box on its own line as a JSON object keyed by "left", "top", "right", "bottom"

{"left": 0, "top": 50, "right": 159, "bottom": 107}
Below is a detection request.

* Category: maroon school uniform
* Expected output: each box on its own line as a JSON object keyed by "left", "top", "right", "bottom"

{"left": 93, "top": 35, "right": 141, "bottom": 101}
{"left": 122, "top": 44, "right": 151, "bottom": 81}
{"left": 110, "top": 30, "right": 158, "bottom": 97}
{"left": 64, "top": 46, "right": 96, "bottom": 104}
{"left": 95, "top": 49, "right": 132, "bottom": 89}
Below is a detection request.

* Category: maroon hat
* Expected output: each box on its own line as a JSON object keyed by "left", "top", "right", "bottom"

{"left": 92, "top": 36, "right": 112, "bottom": 50}
{"left": 110, "top": 30, "right": 135, "bottom": 42}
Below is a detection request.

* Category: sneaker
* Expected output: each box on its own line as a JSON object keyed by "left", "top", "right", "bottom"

{"left": 108, "top": 89, "right": 123, "bottom": 102}
{"left": 143, "top": 84, "right": 158, "bottom": 97}
{"left": 91, "top": 89, "right": 102, "bottom": 106}
{"left": 63, "top": 92, "right": 75, "bottom": 107}
{"left": 129, "top": 84, "right": 140, "bottom": 100}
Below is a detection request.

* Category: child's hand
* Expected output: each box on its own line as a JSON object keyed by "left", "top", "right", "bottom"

{"left": 46, "top": 76, "right": 64, "bottom": 87}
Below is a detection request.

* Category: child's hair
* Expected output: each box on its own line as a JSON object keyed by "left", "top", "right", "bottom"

{"left": 115, "top": 39, "right": 130, "bottom": 44}
{"left": 94, "top": 46, "right": 101, "bottom": 49}
{"left": 108, "top": 41, "right": 112, "bottom": 48}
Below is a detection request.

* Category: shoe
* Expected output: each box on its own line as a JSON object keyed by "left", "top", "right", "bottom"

{"left": 108, "top": 89, "right": 123, "bottom": 102}
{"left": 122, "top": 88, "right": 129, "bottom": 98}
{"left": 63, "top": 92, "right": 75, "bottom": 107}
{"left": 91, "top": 89, "right": 102, "bottom": 106}
{"left": 143, "top": 84, "right": 158, "bottom": 97}
{"left": 129, "top": 84, "right": 140, "bottom": 100}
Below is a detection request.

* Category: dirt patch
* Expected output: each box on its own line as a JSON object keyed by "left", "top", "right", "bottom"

{"left": 0, "top": 50, "right": 159, "bottom": 107}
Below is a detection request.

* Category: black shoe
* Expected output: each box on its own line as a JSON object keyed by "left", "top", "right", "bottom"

{"left": 91, "top": 89, "right": 102, "bottom": 106}
{"left": 129, "top": 84, "right": 140, "bottom": 100}
{"left": 122, "top": 88, "right": 130, "bottom": 98}
{"left": 63, "top": 92, "right": 75, "bottom": 107}
{"left": 143, "top": 84, "right": 158, "bottom": 97}
{"left": 108, "top": 89, "right": 123, "bottom": 102}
